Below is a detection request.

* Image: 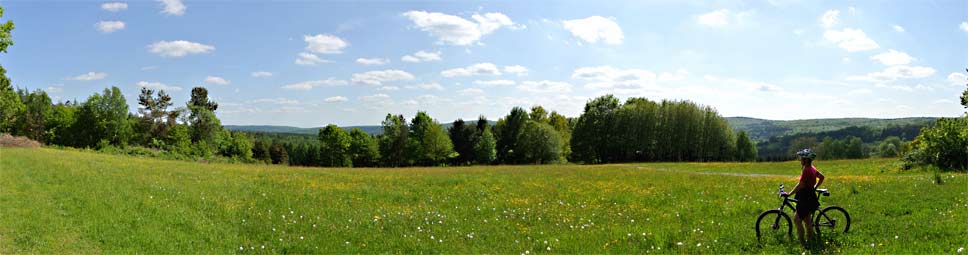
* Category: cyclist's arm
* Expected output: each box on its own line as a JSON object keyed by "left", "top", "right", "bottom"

{"left": 815, "top": 171, "right": 825, "bottom": 189}
{"left": 789, "top": 181, "right": 803, "bottom": 195}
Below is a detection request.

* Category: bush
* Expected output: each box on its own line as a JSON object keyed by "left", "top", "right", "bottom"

{"left": 903, "top": 117, "right": 968, "bottom": 171}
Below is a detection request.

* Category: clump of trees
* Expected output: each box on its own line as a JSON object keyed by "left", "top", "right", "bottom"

{"left": 903, "top": 69, "right": 968, "bottom": 171}
{"left": 570, "top": 95, "right": 754, "bottom": 163}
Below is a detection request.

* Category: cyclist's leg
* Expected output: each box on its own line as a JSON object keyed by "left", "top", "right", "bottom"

{"left": 804, "top": 211, "right": 814, "bottom": 243}
{"left": 793, "top": 211, "right": 805, "bottom": 244}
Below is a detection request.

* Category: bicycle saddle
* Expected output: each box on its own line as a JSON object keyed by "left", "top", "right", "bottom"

{"left": 816, "top": 189, "right": 829, "bottom": 196}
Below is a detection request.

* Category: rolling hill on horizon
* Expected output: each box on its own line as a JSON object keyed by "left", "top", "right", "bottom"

{"left": 224, "top": 117, "right": 940, "bottom": 141}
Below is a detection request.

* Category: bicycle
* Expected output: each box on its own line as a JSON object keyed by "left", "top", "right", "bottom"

{"left": 755, "top": 184, "right": 851, "bottom": 242}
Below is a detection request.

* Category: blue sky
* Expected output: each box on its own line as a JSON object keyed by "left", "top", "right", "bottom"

{"left": 3, "top": 0, "right": 967, "bottom": 127}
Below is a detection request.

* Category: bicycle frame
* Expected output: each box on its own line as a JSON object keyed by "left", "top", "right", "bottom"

{"left": 776, "top": 184, "right": 822, "bottom": 216}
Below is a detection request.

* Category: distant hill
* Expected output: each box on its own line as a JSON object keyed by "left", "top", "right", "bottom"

{"left": 726, "top": 117, "right": 938, "bottom": 142}
{"left": 225, "top": 121, "right": 496, "bottom": 136}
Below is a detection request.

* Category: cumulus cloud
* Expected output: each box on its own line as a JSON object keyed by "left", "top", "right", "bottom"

{"left": 562, "top": 16, "right": 623, "bottom": 44}
{"left": 137, "top": 81, "right": 182, "bottom": 91}
{"left": 351, "top": 70, "right": 415, "bottom": 85}
{"left": 204, "top": 76, "right": 230, "bottom": 85}
{"left": 251, "top": 71, "right": 273, "bottom": 78}
{"left": 248, "top": 98, "right": 300, "bottom": 105}
{"left": 158, "top": 0, "right": 185, "bottom": 16}
{"left": 517, "top": 80, "right": 573, "bottom": 93}
{"left": 377, "top": 86, "right": 400, "bottom": 91}
{"left": 355, "top": 58, "right": 389, "bottom": 66}
{"left": 847, "top": 65, "right": 936, "bottom": 82}
{"left": 658, "top": 69, "right": 690, "bottom": 82}
{"left": 295, "top": 52, "right": 329, "bottom": 65}
{"left": 820, "top": 10, "right": 839, "bottom": 28}
{"left": 45, "top": 84, "right": 64, "bottom": 93}
{"left": 441, "top": 63, "right": 501, "bottom": 77}
{"left": 571, "top": 66, "right": 657, "bottom": 89}
{"left": 403, "top": 11, "right": 520, "bottom": 45}
{"left": 870, "top": 49, "right": 915, "bottom": 66}
{"left": 892, "top": 25, "right": 905, "bottom": 32}
{"left": 68, "top": 72, "right": 108, "bottom": 81}
{"left": 703, "top": 75, "right": 781, "bottom": 92}
{"left": 474, "top": 79, "right": 515, "bottom": 86}
{"left": 101, "top": 2, "right": 127, "bottom": 12}
{"left": 405, "top": 83, "right": 444, "bottom": 91}
{"left": 696, "top": 9, "right": 753, "bottom": 28}
{"left": 96, "top": 21, "right": 125, "bottom": 33}
{"left": 458, "top": 88, "right": 484, "bottom": 95}
{"left": 304, "top": 34, "right": 348, "bottom": 54}
{"left": 947, "top": 72, "right": 967, "bottom": 86}
{"left": 503, "top": 65, "right": 528, "bottom": 76}
{"left": 823, "top": 28, "right": 879, "bottom": 52}
{"left": 324, "top": 96, "right": 348, "bottom": 103}
{"left": 148, "top": 40, "right": 214, "bottom": 58}
{"left": 961, "top": 22, "right": 968, "bottom": 32}
{"left": 281, "top": 78, "right": 347, "bottom": 90}
{"left": 401, "top": 50, "right": 442, "bottom": 63}
{"left": 360, "top": 93, "right": 391, "bottom": 103}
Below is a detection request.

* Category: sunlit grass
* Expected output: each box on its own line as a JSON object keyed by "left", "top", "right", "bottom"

{"left": 1, "top": 148, "right": 965, "bottom": 253}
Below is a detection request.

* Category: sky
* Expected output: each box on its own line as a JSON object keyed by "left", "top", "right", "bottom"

{"left": 2, "top": 0, "right": 967, "bottom": 127}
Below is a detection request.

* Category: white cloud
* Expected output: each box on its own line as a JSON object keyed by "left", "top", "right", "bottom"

{"left": 351, "top": 70, "right": 415, "bottom": 85}
{"left": 870, "top": 49, "right": 915, "bottom": 66}
{"left": 703, "top": 75, "right": 782, "bottom": 92}
{"left": 961, "top": 22, "right": 968, "bottom": 32}
{"left": 147, "top": 40, "right": 214, "bottom": 58}
{"left": 141, "top": 66, "right": 159, "bottom": 71}
{"left": 360, "top": 93, "right": 391, "bottom": 102}
{"left": 474, "top": 79, "right": 515, "bottom": 86}
{"left": 403, "top": 10, "right": 519, "bottom": 45}
{"left": 251, "top": 71, "right": 273, "bottom": 78}
{"left": 45, "top": 84, "right": 64, "bottom": 93}
{"left": 304, "top": 34, "right": 348, "bottom": 54}
{"left": 517, "top": 80, "right": 573, "bottom": 93}
{"left": 820, "top": 10, "right": 839, "bottom": 28}
{"left": 401, "top": 50, "right": 442, "bottom": 63}
{"left": 281, "top": 78, "right": 347, "bottom": 90}
{"left": 101, "top": 2, "right": 127, "bottom": 12}
{"left": 847, "top": 88, "right": 872, "bottom": 95}
{"left": 158, "top": 0, "right": 185, "bottom": 16}
{"left": 658, "top": 69, "right": 689, "bottom": 82}
{"left": 295, "top": 52, "right": 329, "bottom": 65}
{"left": 67, "top": 72, "right": 108, "bottom": 81}
{"left": 405, "top": 82, "right": 444, "bottom": 90}
{"left": 571, "top": 66, "right": 658, "bottom": 89}
{"left": 892, "top": 25, "right": 905, "bottom": 32}
{"left": 458, "top": 88, "right": 484, "bottom": 95}
{"left": 324, "top": 96, "right": 348, "bottom": 103}
{"left": 847, "top": 65, "right": 936, "bottom": 82}
{"left": 562, "top": 16, "right": 623, "bottom": 44}
{"left": 137, "top": 81, "right": 182, "bottom": 91}
{"left": 503, "top": 65, "right": 528, "bottom": 76}
{"left": 947, "top": 72, "right": 967, "bottom": 86}
{"left": 823, "top": 28, "right": 879, "bottom": 52}
{"left": 249, "top": 98, "right": 300, "bottom": 105}
{"left": 204, "top": 76, "right": 230, "bottom": 85}
{"left": 377, "top": 86, "right": 400, "bottom": 91}
{"left": 355, "top": 58, "right": 389, "bottom": 65}
{"left": 441, "top": 63, "right": 501, "bottom": 77}
{"left": 697, "top": 9, "right": 730, "bottom": 27}
{"left": 95, "top": 21, "right": 125, "bottom": 33}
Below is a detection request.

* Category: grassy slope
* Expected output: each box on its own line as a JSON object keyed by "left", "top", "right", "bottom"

{"left": 1, "top": 148, "right": 965, "bottom": 254}
{"left": 726, "top": 117, "right": 937, "bottom": 141}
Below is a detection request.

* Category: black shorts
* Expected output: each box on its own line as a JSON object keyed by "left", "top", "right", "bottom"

{"left": 795, "top": 188, "right": 819, "bottom": 220}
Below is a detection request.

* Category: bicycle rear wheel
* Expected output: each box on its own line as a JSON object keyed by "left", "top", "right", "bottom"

{"left": 756, "top": 209, "right": 792, "bottom": 243}
{"left": 814, "top": 206, "right": 850, "bottom": 237}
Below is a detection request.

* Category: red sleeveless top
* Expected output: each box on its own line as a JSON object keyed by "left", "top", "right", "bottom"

{"left": 800, "top": 165, "right": 819, "bottom": 188}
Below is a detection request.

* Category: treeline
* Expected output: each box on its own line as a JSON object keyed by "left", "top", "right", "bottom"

{"left": 0, "top": 85, "right": 256, "bottom": 162}
{"left": 757, "top": 124, "right": 925, "bottom": 161}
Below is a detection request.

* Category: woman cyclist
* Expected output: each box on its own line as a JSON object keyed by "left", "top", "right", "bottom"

{"left": 783, "top": 148, "right": 825, "bottom": 245}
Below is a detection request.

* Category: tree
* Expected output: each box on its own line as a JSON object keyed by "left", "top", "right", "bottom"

{"left": 318, "top": 124, "right": 351, "bottom": 167}
{"left": 495, "top": 107, "right": 529, "bottom": 164}
{"left": 448, "top": 119, "right": 477, "bottom": 165}
{"left": 46, "top": 101, "right": 78, "bottom": 146}
{"left": 0, "top": 5, "right": 16, "bottom": 133}
{"left": 877, "top": 136, "right": 902, "bottom": 158}
{"left": 379, "top": 114, "right": 409, "bottom": 167}
{"left": 166, "top": 124, "right": 192, "bottom": 156}
{"left": 136, "top": 87, "right": 176, "bottom": 146}
{"left": 571, "top": 95, "right": 619, "bottom": 163}
{"left": 961, "top": 68, "right": 967, "bottom": 110}
{"left": 270, "top": 143, "right": 289, "bottom": 165}
{"left": 186, "top": 87, "right": 222, "bottom": 148}
{"left": 904, "top": 117, "right": 968, "bottom": 171}
{"left": 409, "top": 112, "right": 454, "bottom": 166}
{"left": 73, "top": 87, "right": 132, "bottom": 147}
{"left": 529, "top": 106, "right": 548, "bottom": 124}
{"left": 0, "top": 5, "right": 12, "bottom": 55}
{"left": 189, "top": 87, "right": 217, "bottom": 111}
{"left": 252, "top": 139, "right": 271, "bottom": 163}
{"left": 349, "top": 128, "right": 380, "bottom": 167}
{"left": 548, "top": 111, "right": 572, "bottom": 162}
{"left": 474, "top": 125, "right": 497, "bottom": 164}
{"left": 17, "top": 89, "right": 52, "bottom": 142}
{"left": 845, "top": 136, "right": 865, "bottom": 159}
{"left": 516, "top": 121, "right": 562, "bottom": 164}
{"left": 735, "top": 131, "right": 757, "bottom": 162}
{"left": 222, "top": 131, "right": 253, "bottom": 160}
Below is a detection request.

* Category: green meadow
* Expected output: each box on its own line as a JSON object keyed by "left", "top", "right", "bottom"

{"left": 1, "top": 148, "right": 965, "bottom": 254}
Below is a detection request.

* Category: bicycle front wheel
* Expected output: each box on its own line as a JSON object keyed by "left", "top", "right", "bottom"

{"left": 756, "top": 209, "right": 792, "bottom": 242}
{"left": 814, "top": 206, "right": 850, "bottom": 237}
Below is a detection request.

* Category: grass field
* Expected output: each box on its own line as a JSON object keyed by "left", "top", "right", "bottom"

{"left": 1, "top": 148, "right": 965, "bottom": 254}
